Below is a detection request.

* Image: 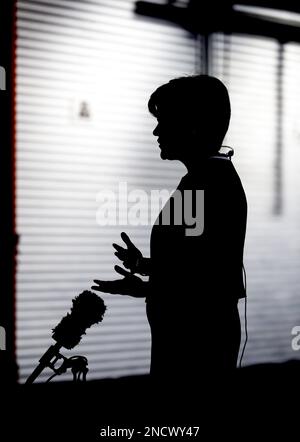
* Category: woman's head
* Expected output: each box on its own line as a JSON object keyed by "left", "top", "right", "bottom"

{"left": 148, "top": 75, "right": 231, "bottom": 161}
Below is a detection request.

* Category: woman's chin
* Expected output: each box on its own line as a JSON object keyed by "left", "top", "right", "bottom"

{"left": 160, "top": 148, "right": 175, "bottom": 160}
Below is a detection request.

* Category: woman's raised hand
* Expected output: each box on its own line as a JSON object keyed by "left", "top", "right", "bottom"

{"left": 112, "top": 232, "right": 143, "bottom": 274}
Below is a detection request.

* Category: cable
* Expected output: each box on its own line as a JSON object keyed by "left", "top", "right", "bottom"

{"left": 46, "top": 373, "right": 58, "bottom": 383}
{"left": 239, "top": 264, "right": 248, "bottom": 368}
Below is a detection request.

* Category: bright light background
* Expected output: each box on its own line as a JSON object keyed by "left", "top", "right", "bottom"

{"left": 15, "top": 0, "right": 300, "bottom": 382}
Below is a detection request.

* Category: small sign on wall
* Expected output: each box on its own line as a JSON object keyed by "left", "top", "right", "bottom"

{"left": 71, "top": 95, "right": 94, "bottom": 124}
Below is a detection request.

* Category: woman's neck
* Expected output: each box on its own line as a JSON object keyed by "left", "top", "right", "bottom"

{"left": 181, "top": 155, "right": 210, "bottom": 175}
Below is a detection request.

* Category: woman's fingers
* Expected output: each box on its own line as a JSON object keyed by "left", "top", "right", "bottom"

{"left": 114, "top": 265, "right": 131, "bottom": 277}
{"left": 121, "top": 232, "right": 135, "bottom": 249}
{"left": 114, "top": 254, "right": 130, "bottom": 269}
{"left": 112, "top": 243, "right": 126, "bottom": 254}
{"left": 92, "top": 279, "right": 127, "bottom": 294}
{"left": 91, "top": 270, "right": 144, "bottom": 297}
{"left": 92, "top": 280, "right": 115, "bottom": 293}
{"left": 114, "top": 251, "right": 122, "bottom": 260}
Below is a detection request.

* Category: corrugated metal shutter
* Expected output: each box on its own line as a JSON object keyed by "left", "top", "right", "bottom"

{"left": 16, "top": 1, "right": 300, "bottom": 383}
{"left": 15, "top": 0, "right": 198, "bottom": 382}
{"left": 212, "top": 33, "right": 300, "bottom": 364}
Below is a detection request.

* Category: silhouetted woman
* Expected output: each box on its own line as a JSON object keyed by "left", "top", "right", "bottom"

{"left": 93, "top": 75, "right": 247, "bottom": 386}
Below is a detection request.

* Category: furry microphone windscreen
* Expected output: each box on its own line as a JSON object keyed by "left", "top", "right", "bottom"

{"left": 52, "top": 290, "right": 107, "bottom": 349}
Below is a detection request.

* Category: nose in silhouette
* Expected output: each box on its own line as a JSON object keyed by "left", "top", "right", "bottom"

{"left": 153, "top": 124, "right": 160, "bottom": 136}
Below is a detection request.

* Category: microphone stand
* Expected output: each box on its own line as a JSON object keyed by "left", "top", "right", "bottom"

{"left": 26, "top": 343, "right": 89, "bottom": 384}
{"left": 25, "top": 290, "right": 105, "bottom": 384}
{"left": 26, "top": 342, "right": 62, "bottom": 384}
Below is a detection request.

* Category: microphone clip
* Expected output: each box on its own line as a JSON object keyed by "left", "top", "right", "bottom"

{"left": 49, "top": 353, "right": 89, "bottom": 383}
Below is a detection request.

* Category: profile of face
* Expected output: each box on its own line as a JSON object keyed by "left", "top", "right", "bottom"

{"left": 149, "top": 76, "right": 230, "bottom": 164}
{"left": 153, "top": 111, "right": 197, "bottom": 161}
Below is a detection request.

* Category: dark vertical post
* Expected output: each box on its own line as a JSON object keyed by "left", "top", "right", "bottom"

{"left": 202, "top": 33, "right": 211, "bottom": 75}
{"left": 0, "top": 0, "right": 18, "bottom": 383}
{"left": 194, "top": 34, "right": 202, "bottom": 74}
{"left": 274, "top": 42, "right": 284, "bottom": 215}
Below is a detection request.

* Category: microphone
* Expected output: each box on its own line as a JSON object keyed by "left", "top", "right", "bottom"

{"left": 25, "top": 291, "right": 106, "bottom": 384}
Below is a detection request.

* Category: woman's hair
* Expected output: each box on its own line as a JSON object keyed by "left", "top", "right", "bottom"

{"left": 148, "top": 75, "right": 231, "bottom": 149}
